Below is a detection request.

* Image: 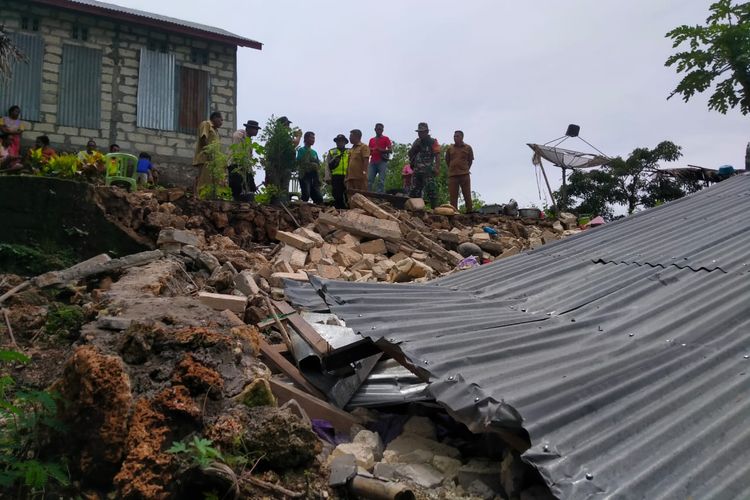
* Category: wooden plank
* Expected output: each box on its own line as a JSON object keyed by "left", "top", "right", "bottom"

{"left": 269, "top": 378, "right": 359, "bottom": 435}
{"left": 273, "top": 300, "right": 331, "bottom": 356}
{"left": 221, "top": 310, "right": 325, "bottom": 399}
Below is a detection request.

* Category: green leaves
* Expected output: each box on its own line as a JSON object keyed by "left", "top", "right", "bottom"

{"left": 666, "top": 0, "right": 750, "bottom": 114}
{"left": 167, "top": 436, "right": 224, "bottom": 468}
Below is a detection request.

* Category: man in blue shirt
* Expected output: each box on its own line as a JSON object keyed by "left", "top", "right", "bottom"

{"left": 296, "top": 131, "right": 323, "bottom": 204}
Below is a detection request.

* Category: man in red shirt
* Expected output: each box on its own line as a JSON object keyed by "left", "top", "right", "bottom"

{"left": 367, "top": 123, "right": 392, "bottom": 193}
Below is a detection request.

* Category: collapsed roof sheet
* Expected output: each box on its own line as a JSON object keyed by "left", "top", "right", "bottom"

{"left": 289, "top": 174, "right": 750, "bottom": 499}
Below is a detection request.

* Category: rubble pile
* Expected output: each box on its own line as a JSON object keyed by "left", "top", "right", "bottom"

{"left": 0, "top": 185, "right": 581, "bottom": 499}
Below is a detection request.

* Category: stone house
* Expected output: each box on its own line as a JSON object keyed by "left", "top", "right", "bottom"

{"left": 0, "top": 0, "right": 261, "bottom": 186}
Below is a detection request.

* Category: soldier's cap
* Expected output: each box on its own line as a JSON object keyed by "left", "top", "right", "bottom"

{"left": 333, "top": 134, "right": 349, "bottom": 144}
{"left": 415, "top": 122, "right": 429, "bottom": 132}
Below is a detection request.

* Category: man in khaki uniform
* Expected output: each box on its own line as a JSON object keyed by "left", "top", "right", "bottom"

{"left": 445, "top": 130, "right": 475, "bottom": 211}
{"left": 192, "top": 111, "right": 223, "bottom": 195}
{"left": 346, "top": 129, "right": 370, "bottom": 196}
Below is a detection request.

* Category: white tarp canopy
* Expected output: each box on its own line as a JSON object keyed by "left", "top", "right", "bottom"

{"left": 528, "top": 143, "right": 610, "bottom": 169}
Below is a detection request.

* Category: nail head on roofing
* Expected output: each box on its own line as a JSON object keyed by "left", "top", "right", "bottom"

{"left": 629, "top": 333, "right": 635, "bottom": 337}
{"left": 358, "top": 314, "right": 362, "bottom": 317}
{"left": 371, "top": 326, "right": 376, "bottom": 331}
{"left": 543, "top": 445, "right": 549, "bottom": 452}
{"left": 744, "top": 355, "right": 749, "bottom": 360}
{"left": 424, "top": 360, "right": 429, "bottom": 365}
{"left": 474, "top": 397, "right": 480, "bottom": 403}
{"left": 448, "top": 376, "right": 455, "bottom": 381}
{"left": 598, "top": 326, "right": 603, "bottom": 332}
{"left": 571, "top": 318, "right": 576, "bottom": 322}
{"left": 521, "top": 308, "right": 527, "bottom": 313}
{"left": 585, "top": 473, "right": 594, "bottom": 481}
{"left": 682, "top": 343, "right": 687, "bottom": 347}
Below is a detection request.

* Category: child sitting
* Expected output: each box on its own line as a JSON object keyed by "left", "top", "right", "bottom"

{"left": 136, "top": 152, "right": 154, "bottom": 186}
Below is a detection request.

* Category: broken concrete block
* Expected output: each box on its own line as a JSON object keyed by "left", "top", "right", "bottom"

{"left": 233, "top": 270, "right": 260, "bottom": 297}
{"left": 529, "top": 237, "right": 544, "bottom": 249}
{"left": 96, "top": 316, "right": 133, "bottom": 331}
{"left": 404, "top": 198, "right": 425, "bottom": 211}
{"left": 317, "top": 211, "right": 402, "bottom": 242}
{"left": 269, "top": 272, "right": 309, "bottom": 288}
{"left": 390, "top": 252, "right": 408, "bottom": 263}
{"left": 403, "top": 416, "right": 437, "bottom": 440}
{"left": 394, "top": 463, "right": 444, "bottom": 489}
{"left": 181, "top": 244, "right": 200, "bottom": 261}
{"left": 552, "top": 220, "right": 564, "bottom": 233}
{"left": 433, "top": 455, "right": 462, "bottom": 484}
{"left": 334, "top": 246, "right": 362, "bottom": 268}
{"left": 160, "top": 242, "right": 182, "bottom": 255}
{"left": 541, "top": 230, "right": 559, "bottom": 244}
{"left": 293, "top": 227, "right": 324, "bottom": 247}
{"left": 198, "top": 252, "right": 221, "bottom": 272}
{"left": 478, "top": 241, "right": 504, "bottom": 256}
{"left": 198, "top": 291, "right": 247, "bottom": 314}
{"left": 500, "top": 246, "right": 520, "bottom": 259}
{"left": 358, "top": 238, "right": 387, "bottom": 255}
{"left": 275, "top": 230, "right": 315, "bottom": 251}
{"left": 353, "top": 430, "right": 384, "bottom": 462}
{"left": 307, "top": 247, "right": 322, "bottom": 265}
{"left": 558, "top": 212, "right": 578, "bottom": 230}
{"left": 411, "top": 251, "right": 428, "bottom": 261}
{"left": 437, "top": 230, "right": 460, "bottom": 244}
{"left": 277, "top": 245, "right": 308, "bottom": 271}
{"left": 208, "top": 262, "right": 238, "bottom": 290}
{"left": 329, "top": 442, "right": 377, "bottom": 471}
{"left": 471, "top": 232, "right": 491, "bottom": 242}
{"left": 273, "top": 260, "right": 294, "bottom": 274}
{"left": 334, "top": 231, "right": 361, "bottom": 247}
{"left": 157, "top": 228, "right": 201, "bottom": 247}
{"left": 458, "top": 459, "right": 502, "bottom": 495}
{"left": 317, "top": 264, "right": 341, "bottom": 280}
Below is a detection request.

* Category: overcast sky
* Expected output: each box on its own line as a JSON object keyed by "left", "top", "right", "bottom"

{"left": 121, "top": 0, "right": 747, "bottom": 207}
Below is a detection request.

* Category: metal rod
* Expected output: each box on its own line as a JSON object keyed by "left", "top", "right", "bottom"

{"left": 349, "top": 476, "right": 415, "bottom": 500}
{"left": 538, "top": 163, "right": 557, "bottom": 211}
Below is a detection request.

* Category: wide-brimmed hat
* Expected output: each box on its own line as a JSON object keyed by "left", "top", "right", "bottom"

{"left": 276, "top": 116, "right": 292, "bottom": 125}
{"left": 243, "top": 120, "right": 260, "bottom": 129}
{"left": 333, "top": 134, "right": 349, "bottom": 144}
{"left": 415, "top": 122, "right": 429, "bottom": 132}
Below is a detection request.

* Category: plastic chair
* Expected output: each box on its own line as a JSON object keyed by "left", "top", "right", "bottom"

{"left": 104, "top": 153, "right": 138, "bottom": 191}
{"left": 288, "top": 171, "right": 301, "bottom": 200}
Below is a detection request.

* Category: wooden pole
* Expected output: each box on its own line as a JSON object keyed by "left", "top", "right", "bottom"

{"left": 539, "top": 163, "right": 557, "bottom": 211}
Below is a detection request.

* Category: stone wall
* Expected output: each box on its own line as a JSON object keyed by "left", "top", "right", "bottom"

{"left": 0, "top": 1, "right": 239, "bottom": 187}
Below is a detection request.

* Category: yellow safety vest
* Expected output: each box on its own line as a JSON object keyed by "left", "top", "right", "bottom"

{"left": 328, "top": 147, "right": 349, "bottom": 176}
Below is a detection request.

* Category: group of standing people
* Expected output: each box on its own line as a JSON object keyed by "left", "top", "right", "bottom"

{"left": 193, "top": 113, "right": 475, "bottom": 211}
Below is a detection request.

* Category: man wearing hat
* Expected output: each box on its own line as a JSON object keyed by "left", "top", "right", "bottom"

{"left": 408, "top": 122, "right": 441, "bottom": 208}
{"left": 228, "top": 119, "right": 261, "bottom": 201}
{"left": 327, "top": 134, "right": 350, "bottom": 209}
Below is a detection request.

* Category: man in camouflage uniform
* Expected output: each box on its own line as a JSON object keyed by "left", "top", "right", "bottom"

{"left": 408, "top": 122, "right": 441, "bottom": 208}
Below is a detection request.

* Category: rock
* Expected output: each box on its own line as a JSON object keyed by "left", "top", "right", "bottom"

{"left": 541, "top": 230, "right": 559, "bottom": 244}
{"left": 233, "top": 270, "right": 260, "bottom": 297}
{"left": 181, "top": 244, "right": 200, "bottom": 261}
{"left": 434, "top": 205, "right": 458, "bottom": 216}
{"left": 210, "top": 406, "right": 320, "bottom": 470}
{"left": 208, "top": 262, "right": 238, "bottom": 290}
{"left": 307, "top": 247, "right": 323, "bottom": 264}
{"left": 276, "top": 230, "right": 316, "bottom": 251}
{"left": 479, "top": 241, "right": 505, "bottom": 256}
{"left": 394, "top": 463, "right": 444, "bottom": 489}
{"left": 373, "top": 462, "right": 399, "bottom": 480}
{"left": 385, "top": 433, "right": 460, "bottom": 461}
{"left": 358, "top": 238, "right": 387, "bottom": 255}
{"left": 558, "top": 212, "right": 578, "bottom": 230}
{"left": 156, "top": 228, "right": 201, "bottom": 247}
{"left": 354, "top": 430, "right": 384, "bottom": 460}
{"left": 235, "top": 378, "right": 276, "bottom": 408}
{"left": 405, "top": 198, "right": 425, "bottom": 211}
{"left": 458, "top": 242, "right": 483, "bottom": 258}
{"left": 433, "top": 455, "right": 462, "bottom": 484}
{"left": 334, "top": 246, "right": 362, "bottom": 267}
{"left": 403, "top": 416, "right": 437, "bottom": 440}
{"left": 317, "top": 211, "right": 402, "bottom": 241}
{"left": 529, "top": 237, "right": 544, "bottom": 249}
{"left": 96, "top": 316, "right": 133, "bottom": 331}
{"left": 552, "top": 220, "right": 564, "bottom": 233}
{"left": 466, "top": 479, "right": 497, "bottom": 500}
{"left": 500, "top": 246, "right": 520, "bottom": 259}
{"left": 458, "top": 459, "right": 502, "bottom": 494}
{"left": 198, "top": 252, "right": 221, "bottom": 272}
{"left": 329, "top": 442, "right": 377, "bottom": 471}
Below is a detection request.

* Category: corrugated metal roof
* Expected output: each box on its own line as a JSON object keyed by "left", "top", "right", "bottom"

{"left": 31, "top": 0, "right": 262, "bottom": 49}
{"left": 290, "top": 174, "right": 750, "bottom": 499}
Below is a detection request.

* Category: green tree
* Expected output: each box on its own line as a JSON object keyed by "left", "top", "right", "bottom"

{"left": 665, "top": 0, "right": 750, "bottom": 114}
{"left": 561, "top": 141, "right": 693, "bottom": 217}
{"left": 259, "top": 116, "right": 297, "bottom": 201}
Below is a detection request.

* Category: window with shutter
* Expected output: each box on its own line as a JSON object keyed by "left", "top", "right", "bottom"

{"left": 177, "top": 66, "right": 209, "bottom": 135}
{"left": 58, "top": 44, "right": 101, "bottom": 128}
{"left": 137, "top": 48, "right": 176, "bottom": 130}
{"left": 0, "top": 32, "right": 43, "bottom": 121}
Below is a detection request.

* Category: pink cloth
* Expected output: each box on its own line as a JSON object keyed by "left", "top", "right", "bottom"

{"left": 402, "top": 163, "right": 413, "bottom": 175}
